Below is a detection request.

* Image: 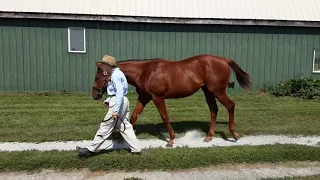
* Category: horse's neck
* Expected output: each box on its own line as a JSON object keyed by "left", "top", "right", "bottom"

{"left": 118, "top": 63, "right": 144, "bottom": 86}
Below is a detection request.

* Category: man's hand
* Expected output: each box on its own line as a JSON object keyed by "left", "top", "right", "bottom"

{"left": 112, "top": 112, "right": 119, "bottom": 118}
{"left": 103, "top": 97, "right": 110, "bottom": 107}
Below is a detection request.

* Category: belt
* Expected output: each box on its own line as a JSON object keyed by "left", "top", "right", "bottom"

{"left": 108, "top": 94, "right": 126, "bottom": 97}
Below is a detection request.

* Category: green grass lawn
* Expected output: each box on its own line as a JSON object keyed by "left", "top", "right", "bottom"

{"left": 0, "top": 91, "right": 320, "bottom": 172}
{"left": 0, "top": 91, "right": 319, "bottom": 142}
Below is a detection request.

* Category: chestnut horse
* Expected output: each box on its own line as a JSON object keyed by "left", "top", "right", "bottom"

{"left": 92, "top": 54, "right": 251, "bottom": 147}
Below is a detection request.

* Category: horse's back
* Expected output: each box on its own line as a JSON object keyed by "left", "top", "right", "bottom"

{"left": 127, "top": 54, "right": 232, "bottom": 98}
{"left": 143, "top": 54, "right": 229, "bottom": 78}
{"left": 144, "top": 56, "right": 208, "bottom": 97}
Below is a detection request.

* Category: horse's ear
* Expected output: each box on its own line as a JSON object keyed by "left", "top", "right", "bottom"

{"left": 96, "top": 62, "right": 103, "bottom": 68}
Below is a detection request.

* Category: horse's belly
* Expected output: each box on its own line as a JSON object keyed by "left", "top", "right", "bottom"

{"left": 166, "top": 82, "right": 202, "bottom": 98}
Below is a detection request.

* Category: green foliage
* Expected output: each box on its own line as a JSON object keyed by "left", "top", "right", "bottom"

{"left": 267, "top": 74, "right": 320, "bottom": 99}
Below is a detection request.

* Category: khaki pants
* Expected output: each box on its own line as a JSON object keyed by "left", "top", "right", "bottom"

{"left": 86, "top": 96, "right": 141, "bottom": 153}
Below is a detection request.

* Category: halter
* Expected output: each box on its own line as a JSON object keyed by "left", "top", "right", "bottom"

{"left": 93, "top": 71, "right": 108, "bottom": 97}
{"left": 98, "top": 75, "right": 108, "bottom": 97}
{"left": 95, "top": 68, "right": 115, "bottom": 97}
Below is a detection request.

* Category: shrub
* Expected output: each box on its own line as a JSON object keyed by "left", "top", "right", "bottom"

{"left": 266, "top": 74, "right": 320, "bottom": 99}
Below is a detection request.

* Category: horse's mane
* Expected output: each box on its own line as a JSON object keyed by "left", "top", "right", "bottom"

{"left": 118, "top": 58, "right": 161, "bottom": 63}
{"left": 118, "top": 55, "right": 201, "bottom": 63}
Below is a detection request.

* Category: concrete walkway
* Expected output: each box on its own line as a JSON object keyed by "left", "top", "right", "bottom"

{"left": 0, "top": 130, "right": 319, "bottom": 152}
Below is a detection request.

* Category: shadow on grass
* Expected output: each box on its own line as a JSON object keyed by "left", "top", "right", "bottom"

{"left": 109, "top": 120, "right": 232, "bottom": 142}
{"left": 93, "top": 148, "right": 131, "bottom": 156}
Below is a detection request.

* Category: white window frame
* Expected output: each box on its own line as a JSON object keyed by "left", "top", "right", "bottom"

{"left": 312, "top": 48, "right": 320, "bottom": 73}
{"left": 68, "top": 27, "right": 86, "bottom": 53}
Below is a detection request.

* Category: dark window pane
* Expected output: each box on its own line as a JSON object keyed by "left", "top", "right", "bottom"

{"left": 315, "top": 50, "right": 320, "bottom": 63}
{"left": 314, "top": 49, "right": 320, "bottom": 72}
{"left": 69, "top": 28, "right": 85, "bottom": 52}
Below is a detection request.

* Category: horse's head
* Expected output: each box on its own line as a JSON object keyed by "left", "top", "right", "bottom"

{"left": 92, "top": 61, "right": 114, "bottom": 100}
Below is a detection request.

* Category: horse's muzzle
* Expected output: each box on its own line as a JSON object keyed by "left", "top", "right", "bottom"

{"left": 92, "top": 95, "right": 99, "bottom": 100}
{"left": 92, "top": 93, "right": 103, "bottom": 100}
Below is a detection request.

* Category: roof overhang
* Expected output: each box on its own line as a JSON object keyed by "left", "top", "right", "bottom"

{"left": 1, "top": 12, "right": 320, "bottom": 28}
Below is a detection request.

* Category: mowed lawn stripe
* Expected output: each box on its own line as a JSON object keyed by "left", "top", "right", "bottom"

{"left": 0, "top": 92, "right": 319, "bottom": 142}
{"left": 0, "top": 144, "right": 319, "bottom": 172}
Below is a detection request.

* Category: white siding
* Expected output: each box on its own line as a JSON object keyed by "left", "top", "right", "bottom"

{"left": 0, "top": 0, "right": 319, "bottom": 21}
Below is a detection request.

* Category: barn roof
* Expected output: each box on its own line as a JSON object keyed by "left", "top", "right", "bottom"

{"left": 1, "top": 0, "right": 320, "bottom": 27}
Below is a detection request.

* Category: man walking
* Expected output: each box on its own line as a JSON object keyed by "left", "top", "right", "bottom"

{"left": 76, "top": 55, "right": 141, "bottom": 157}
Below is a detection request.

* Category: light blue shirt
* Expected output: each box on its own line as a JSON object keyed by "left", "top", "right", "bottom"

{"left": 107, "top": 67, "right": 128, "bottom": 114}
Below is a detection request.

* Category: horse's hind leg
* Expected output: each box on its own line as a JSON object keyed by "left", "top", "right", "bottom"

{"left": 152, "top": 95, "right": 176, "bottom": 147}
{"left": 202, "top": 86, "right": 218, "bottom": 142}
{"left": 215, "top": 92, "right": 240, "bottom": 141}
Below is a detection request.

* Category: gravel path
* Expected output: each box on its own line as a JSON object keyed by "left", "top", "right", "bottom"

{"left": 0, "top": 130, "right": 319, "bottom": 152}
{"left": 1, "top": 162, "right": 319, "bottom": 180}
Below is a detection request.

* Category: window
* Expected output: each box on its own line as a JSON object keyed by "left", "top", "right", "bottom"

{"left": 313, "top": 49, "right": 320, "bottom": 73}
{"left": 68, "top": 27, "right": 86, "bottom": 53}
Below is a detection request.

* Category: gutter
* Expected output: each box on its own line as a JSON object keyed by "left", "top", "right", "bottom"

{"left": 1, "top": 12, "right": 320, "bottom": 27}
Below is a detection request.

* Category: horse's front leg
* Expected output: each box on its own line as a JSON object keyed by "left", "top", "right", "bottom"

{"left": 152, "top": 95, "right": 176, "bottom": 147}
{"left": 130, "top": 94, "right": 151, "bottom": 125}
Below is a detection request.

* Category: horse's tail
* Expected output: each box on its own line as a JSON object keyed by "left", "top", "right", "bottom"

{"left": 224, "top": 58, "right": 251, "bottom": 91}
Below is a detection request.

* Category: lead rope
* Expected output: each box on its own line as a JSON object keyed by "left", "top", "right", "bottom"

{"left": 102, "top": 115, "right": 126, "bottom": 138}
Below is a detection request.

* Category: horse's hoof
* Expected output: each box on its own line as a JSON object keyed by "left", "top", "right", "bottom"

{"left": 233, "top": 135, "right": 240, "bottom": 141}
{"left": 166, "top": 143, "right": 174, "bottom": 147}
{"left": 203, "top": 137, "right": 212, "bottom": 142}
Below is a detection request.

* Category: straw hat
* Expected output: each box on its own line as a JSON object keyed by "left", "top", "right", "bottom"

{"left": 101, "top": 55, "right": 117, "bottom": 66}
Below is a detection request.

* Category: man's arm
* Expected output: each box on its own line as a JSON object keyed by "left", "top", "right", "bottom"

{"left": 112, "top": 75, "right": 124, "bottom": 115}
